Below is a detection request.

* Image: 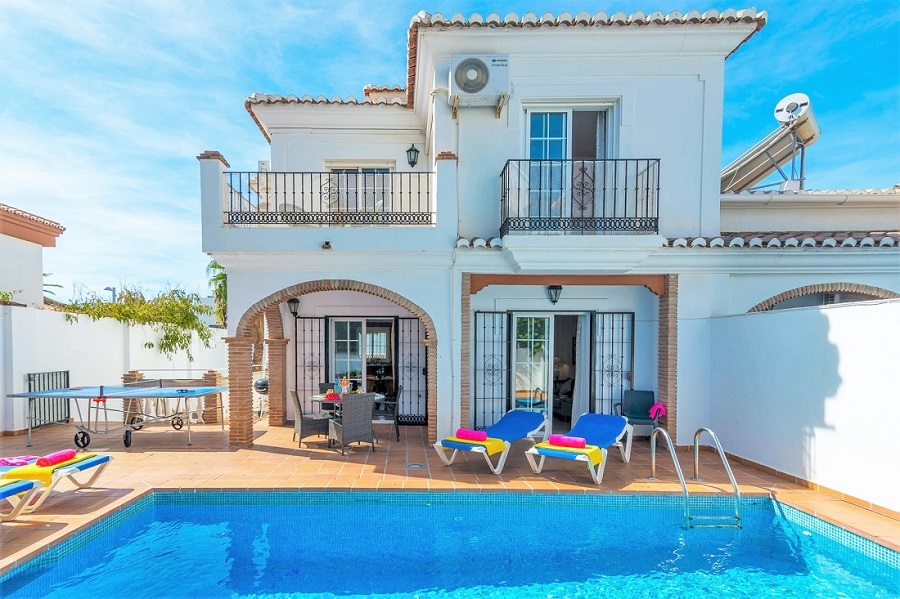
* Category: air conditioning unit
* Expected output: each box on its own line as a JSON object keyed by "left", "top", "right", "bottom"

{"left": 449, "top": 55, "right": 509, "bottom": 112}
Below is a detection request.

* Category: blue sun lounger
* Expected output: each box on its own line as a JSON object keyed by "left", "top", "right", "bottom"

{"left": 0, "top": 479, "right": 43, "bottom": 522}
{"left": 525, "top": 414, "right": 632, "bottom": 484}
{"left": 0, "top": 454, "right": 112, "bottom": 514}
{"left": 433, "top": 409, "right": 547, "bottom": 474}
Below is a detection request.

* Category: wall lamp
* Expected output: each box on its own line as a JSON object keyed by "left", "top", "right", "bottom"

{"left": 406, "top": 143, "right": 420, "bottom": 168}
{"left": 547, "top": 285, "right": 563, "bottom": 305}
{"left": 321, "top": 241, "right": 332, "bottom": 250}
{"left": 287, "top": 297, "right": 300, "bottom": 318}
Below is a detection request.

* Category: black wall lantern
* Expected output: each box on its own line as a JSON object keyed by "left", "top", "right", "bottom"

{"left": 547, "top": 285, "right": 563, "bottom": 305}
{"left": 406, "top": 143, "right": 420, "bottom": 168}
{"left": 287, "top": 297, "right": 300, "bottom": 318}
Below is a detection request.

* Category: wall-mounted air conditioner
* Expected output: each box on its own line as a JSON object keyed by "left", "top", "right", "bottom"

{"left": 449, "top": 54, "right": 509, "bottom": 117}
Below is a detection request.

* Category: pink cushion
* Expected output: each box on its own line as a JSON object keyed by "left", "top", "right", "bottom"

{"left": 36, "top": 449, "right": 77, "bottom": 467}
{"left": 455, "top": 428, "right": 487, "bottom": 441}
{"left": 548, "top": 434, "right": 587, "bottom": 448}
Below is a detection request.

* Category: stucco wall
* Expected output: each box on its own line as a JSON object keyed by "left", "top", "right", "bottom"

{"left": 0, "top": 305, "right": 227, "bottom": 433}
{"left": 707, "top": 300, "right": 900, "bottom": 512}
{"left": 0, "top": 235, "right": 44, "bottom": 308}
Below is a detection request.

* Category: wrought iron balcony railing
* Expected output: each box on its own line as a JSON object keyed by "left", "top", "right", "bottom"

{"left": 500, "top": 159, "right": 660, "bottom": 236}
{"left": 225, "top": 171, "right": 434, "bottom": 226}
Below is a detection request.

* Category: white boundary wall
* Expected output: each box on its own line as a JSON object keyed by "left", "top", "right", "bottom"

{"left": 708, "top": 299, "right": 900, "bottom": 512}
{"left": 0, "top": 305, "right": 227, "bottom": 433}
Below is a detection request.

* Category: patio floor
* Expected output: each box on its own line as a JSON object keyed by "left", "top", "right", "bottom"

{"left": 2, "top": 420, "right": 898, "bottom": 575}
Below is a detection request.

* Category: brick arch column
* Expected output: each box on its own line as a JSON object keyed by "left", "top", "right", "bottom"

{"left": 657, "top": 275, "right": 678, "bottom": 441}
{"left": 225, "top": 336, "right": 255, "bottom": 446}
{"left": 748, "top": 282, "right": 899, "bottom": 312}
{"left": 233, "top": 279, "right": 440, "bottom": 443}
{"left": 263, "top": 304, "right": 286, "bottom": 426}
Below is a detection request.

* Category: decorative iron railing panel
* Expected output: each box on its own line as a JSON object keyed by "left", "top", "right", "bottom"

{"left": 295, "top": 317, "right": 327, "bottom": 413}
{"left": 500, "top": 159, "right": 660, "bottom": 235}
{"left": 225, "top": 171, "right": 434, "bottom": 226}
{"left": 590, "top": 312, "right": 634, "bottom": 415}
{"left": 397, "top": 318, "right": 428, "bottom": 425}
{"left": 472, "top": 312, "right": 511, "bottom": 429}
{"left": 27, "top": 370, "right": 70, "bottom": 427}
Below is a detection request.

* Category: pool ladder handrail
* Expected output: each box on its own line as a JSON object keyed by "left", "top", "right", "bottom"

{"left": 649, "top": 427, "right": 691, "bottom": 528}
{"left": 650, "top": 427, "right": 742, "bottom": 529}
{"left": 692, "top": 427, "right": 742, "bottom": 528}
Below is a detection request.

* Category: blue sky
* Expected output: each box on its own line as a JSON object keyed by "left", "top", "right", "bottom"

{"left": 1, "top": 0, "right": 897, "bottom": 301}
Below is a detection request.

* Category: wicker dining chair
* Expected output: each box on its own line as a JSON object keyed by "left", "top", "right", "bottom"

{"left": 373, "top": 384, "right": 402, "bottom": 443}
{"left": 289, "top": 389, "right": 331, "bottom": 447}
{"left": 328, "top": 393, "right": 376, "bottom": 455}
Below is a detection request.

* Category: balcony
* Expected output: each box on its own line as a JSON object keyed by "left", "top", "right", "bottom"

{"left": 225, "top": 171, "right": 434, "bottom": 226}
{"left": 500, "top": 159, "right": 660, "bottom": 236}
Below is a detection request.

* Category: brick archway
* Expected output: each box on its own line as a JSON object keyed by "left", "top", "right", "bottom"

{"left": 226, "top": 280, "right": 438, "bottom": 447}
{"left": 748, "top": 282, "right": 899, "bottom": 313}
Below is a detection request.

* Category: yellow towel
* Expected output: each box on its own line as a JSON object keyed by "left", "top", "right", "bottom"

{"left": 534, "top": 442, "right": 604, "bottom": 466}
{"left": 4, "top": 453, "right": 97, "bottom": 486}
{"left": 444, "top": 436, "right": 507, "bottom": 456}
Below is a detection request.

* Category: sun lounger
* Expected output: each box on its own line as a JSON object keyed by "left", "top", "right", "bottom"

{"left": 0, "top": 479, "right": 43, "bottom": 522}
{"left": 0, "top": 453, "right": 112, "bottom": 514}
{"left": 433, "top": 409, "right": 546, "bottom": 474}
{"left": 525, "top": 414, "right": 632, "bottom": 484}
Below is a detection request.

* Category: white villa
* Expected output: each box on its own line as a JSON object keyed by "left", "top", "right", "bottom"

{"left": 199, "top": 9, "right": 899, "bottom": 509}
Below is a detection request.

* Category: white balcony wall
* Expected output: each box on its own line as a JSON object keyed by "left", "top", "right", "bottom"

{"left": 0, "top": 305, "right": 226, "bottom": 433}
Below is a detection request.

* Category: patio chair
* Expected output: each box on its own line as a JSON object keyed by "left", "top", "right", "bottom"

{"left": 525, "top": 414, "right": 632, "bottom": 484}
{"left": 0, "top": 453, "right": 112, "bottom": 514}
{"left": 373, "top": 384, "right": 401, "bottom": 443}
{"left": 433, "top": 409, "right": 547, "bottom": 475}
{"left": 0, "top": 479, "right": 43, "bottom": 522}
{"left": 328, "top": 393, "right": 376, "bottom": 455}
{"left": 289, "top": 389, "right": 331, "bottom": 447}
{"left": 615, "top": 390, "right": 658, "bottom": 435}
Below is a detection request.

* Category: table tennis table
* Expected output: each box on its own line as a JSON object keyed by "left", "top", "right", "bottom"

{"left": 7, "top": 385, "right": 228, "bottom": 449}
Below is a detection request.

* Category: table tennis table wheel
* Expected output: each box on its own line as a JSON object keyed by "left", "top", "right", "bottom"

{"left": 123, "top": 429, "right": 132, "bottom": 447}
{"left": 74, "top": 431, "right": 90, "bottom": 449}
{"left": 172, "top": 416, "right": 184, "bottom": 430}
{"left": 130, "top": 416, "right": 144, "bottom": 431}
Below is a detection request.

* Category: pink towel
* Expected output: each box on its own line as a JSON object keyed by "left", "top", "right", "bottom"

{"left": 649, "top": 402, "right": 667, "bottom": 419}
{"left": 36, "top": 449, "right": 77, "bottom": 468}
{"left": 548, "top": 434, "right": 586, "bottom": 448}
{"left": 456, "top": 428, "right": 487, "bottom": 441}
{"left": 0, "top": 455, "right": 39, "bottom": 467}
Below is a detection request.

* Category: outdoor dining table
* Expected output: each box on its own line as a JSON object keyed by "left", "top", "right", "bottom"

{"left": 309, "top": 392, "right": 386, "bottom": 416}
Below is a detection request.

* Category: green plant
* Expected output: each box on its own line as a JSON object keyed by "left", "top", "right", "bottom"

{"left": 64, "top": 286, "right": 213, "bottom": 360}
{"left": 0, "top": 289, "right": 21, "bottom": 303}
{"left": 43, "top": 273, "right": 63, "bottom": 297}
{"left": 206, "top": 259, "right": 227, "bottom": 328}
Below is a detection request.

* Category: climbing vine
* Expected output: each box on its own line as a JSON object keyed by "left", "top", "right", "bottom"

{"left": 64, "top": 286, "right": 213, "bottom": 360}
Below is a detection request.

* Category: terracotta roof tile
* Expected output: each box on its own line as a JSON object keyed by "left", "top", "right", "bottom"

{"left": 405, "top": 8, "right": 767, "bottom": 108}
{"left": 0, "top": 203, "right": 64, "bottom": 232}
{"left": 668, "top": 231, "right": 900, "bottom": 248}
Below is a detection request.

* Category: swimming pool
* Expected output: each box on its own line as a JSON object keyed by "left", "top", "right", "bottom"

{"left": 1, "top": 492, "right": 897, "bottom": 598}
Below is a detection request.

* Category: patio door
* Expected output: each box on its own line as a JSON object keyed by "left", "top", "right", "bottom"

{"left": 528, "top": 109, "right": 608, "bottom": 223}
{"left": 512, "top": 314, "right": 553, "bottom": 425}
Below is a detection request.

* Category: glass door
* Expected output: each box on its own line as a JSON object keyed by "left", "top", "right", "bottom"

{"left": 512, "top": 314, "right": 552, "bottom": 425}
{"left": 332, "top": 319, "right": 363, "bottom": 391}
{"left": 528, "top": 112, "right": 567, "bottom": 219}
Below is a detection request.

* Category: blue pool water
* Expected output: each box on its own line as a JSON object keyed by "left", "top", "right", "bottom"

{"left": 1, "top": 493, "right": 898, "bottom": 598}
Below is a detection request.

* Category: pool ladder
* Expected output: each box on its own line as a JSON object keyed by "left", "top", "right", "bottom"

{"left": 650, "top": 427, "right": 742, "bottom": 529}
